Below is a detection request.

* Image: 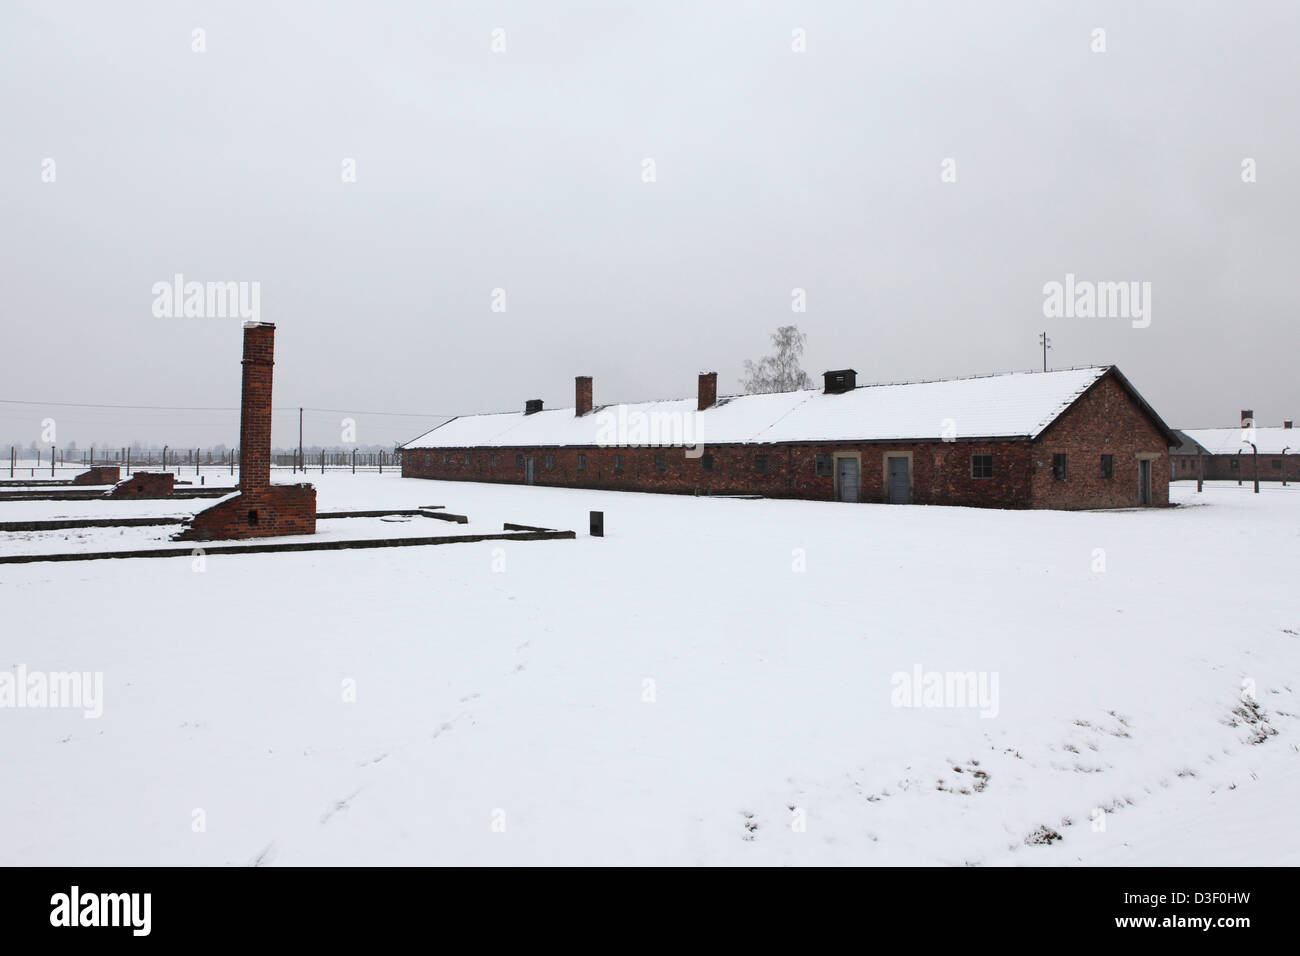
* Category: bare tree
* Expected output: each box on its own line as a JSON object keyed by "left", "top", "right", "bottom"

{"left": 741, "top": 325, "right": 813, "bottom": 394}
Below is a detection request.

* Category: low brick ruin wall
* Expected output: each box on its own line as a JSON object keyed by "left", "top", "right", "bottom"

{"left": 177, "top": 484, "right": 316, "bottom": 541}
{"left": 108, "top": 472, "right": 175, "bottom": 498}
{"left": 73, "top": 466, "right": 121, "bottom": 485}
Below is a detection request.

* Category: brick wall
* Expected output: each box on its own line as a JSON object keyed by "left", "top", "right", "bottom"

{"left": 108, "top": 472, "right": 174, "bottom": 498}
{"left": 402, "top": 439, "right": 1035, "bottom": 507}
{"left": 1030, "top": 374, "right": 1169, "bottom": 508}
{"left": 1198, "top": 453, "right": 1299, "bottom": 483}
{"left": 73, "top": 466, "right": 120, "bottom": 485}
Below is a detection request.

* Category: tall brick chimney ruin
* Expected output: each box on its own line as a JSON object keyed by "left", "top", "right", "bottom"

{"left": 178, "top": 322, "right": 316, "bottom": 540}
{"left": 240, "top": 321, "right": 275, "bottom": 491}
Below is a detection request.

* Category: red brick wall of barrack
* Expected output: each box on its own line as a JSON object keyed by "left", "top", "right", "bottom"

{"left": 402, "top": 439, "right": 1037, "bottom": 508}
{"left": 1030, "top": 374, "right": 1169, "bottom": 509}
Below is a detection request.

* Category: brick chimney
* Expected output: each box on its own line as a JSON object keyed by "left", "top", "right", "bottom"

{"left": 178, "top": 320, "right": 315, "bottom": 541}
{"left": 525, "top": 399, "right": 543, "bottom": 415}
{"left": 240, "top": 321, "right": 275, "bottom": 491}
{"left": 698, "top": 372, "right": 717, "bottom": 411}
{"left": 575, "top": 376, "right": 593, "bottom": 416}
{"left": 1241, "top": 409, "right": 1254, "bottom": 428}
{"left": 1285, "top": 421, "right": 1293, "bottom": 429}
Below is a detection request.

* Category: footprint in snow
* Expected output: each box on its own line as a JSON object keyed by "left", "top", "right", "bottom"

{"left": 320, "top": 788, "right": 363, "bottom": 825}
{"left": 249, "top": 842, "right": 277, "bottom": 867}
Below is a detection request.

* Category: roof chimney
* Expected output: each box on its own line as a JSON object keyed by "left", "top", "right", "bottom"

{"left": 575, "top": 376, "right": 592, "bottom": 417}
{"left": 1242, "top": 409, "right": 1254, "bottom": 427}
{"left": 525, "top": 399, "right": 543, "bottom": 415}
{"left": 823, "top": 369, "right": 857, "bottom": 394}
{"left": 697, "top": 372, "right": 717, "bottom": 411}
{"left": 1285, "top": 421, "right": 1293, "bottom": 429}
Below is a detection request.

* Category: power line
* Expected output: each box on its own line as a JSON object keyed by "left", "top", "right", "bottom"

{"left": 0, "top": 398, "right": 453, "bottom": 419}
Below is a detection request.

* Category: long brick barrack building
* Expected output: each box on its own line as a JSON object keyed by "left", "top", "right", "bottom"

{"left": 402, "top": 365, "right": 1177, "bottom": 509}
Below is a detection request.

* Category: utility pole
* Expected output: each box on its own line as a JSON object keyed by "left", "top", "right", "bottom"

{"left": 1038, "top": 332, "right": 1051, "bottom": 372}
{"left": 298, "top": 407, "right": 303, "bottom": 475}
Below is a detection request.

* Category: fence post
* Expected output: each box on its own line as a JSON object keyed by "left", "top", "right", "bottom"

{"left": 51, "top": 446, "right": 55, "bottom": 477}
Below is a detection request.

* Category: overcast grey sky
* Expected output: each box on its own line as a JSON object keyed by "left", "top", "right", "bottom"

{"left": 2, "top": 0, "right": 1297, "bottom": 449}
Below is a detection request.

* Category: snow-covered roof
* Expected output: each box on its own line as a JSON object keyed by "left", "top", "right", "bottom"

{"left": 1179, "top": 427, "right": 1298, "bottom": 456}
{"left": 404, "top": 366, "right": 1118, "bottom": 449}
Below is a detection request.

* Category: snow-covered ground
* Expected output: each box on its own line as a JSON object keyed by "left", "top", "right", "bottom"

{"left": 1, "top": 475, "right": 1296, "bottom": 865}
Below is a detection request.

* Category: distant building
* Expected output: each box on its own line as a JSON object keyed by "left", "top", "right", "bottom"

{"left": 1175, "top": 411, "right": 1296, "bottom": 483}
{"left": 402, "top": 365, "right": 1176, "bottom": 509}
{"left": 1168, "top": 429, "right": 1208, "bottom": 481}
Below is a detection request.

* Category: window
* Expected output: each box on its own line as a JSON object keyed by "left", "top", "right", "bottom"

{"left": 516, "top": 454, "right": 524, "bottom": 468}
{"left": 1052, "top": 453, "right": 1067, "bottom": 480}
{"left": 970, "top": 454, "right": 993, "bottom": 479}
{"left": 1272, "top": 459, "right": 1282, "bottom": 470}
{"left": 815, "top": 453, "right": 833, "bottom": 477}
{"left": 490, "top": 455, "right": 497, "bottom": 469}
{"left": 444, "top": 453, "right": 452, "bottom": 465}
{"left": 424, "top": 454, "right": 430, "bottom": 466}
{"left": 701, "top": 453, "right": 714, "bottom": 473}
{"left": 465, "top": 454, "right": 472, "bottom": 466}
{"left": 577, "top": 453, "right": 586, "bottom": 471}
{"left": 544, "top": 455, "right": 554, "bottom": 471}
{"left": 655, "top": 453, "right": 667, "bottom": 473}
{"left": 613, "top": 454, "right": 624, "bottom": 473}
{"left": 1230, "top": 459, "right": 1240, "bottom": 470}
{"left": 1100, "top": 454, "right": 1113, "bottom": 479}
{"left": 755, "top": 455, "right": 770, "bottom": 474}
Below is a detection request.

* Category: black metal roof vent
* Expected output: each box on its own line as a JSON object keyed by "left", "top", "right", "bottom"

{"left": 524, "top": 399, "right": 544, "bottom": 415}
{"left": 823, "top": 369, "right": 857, "bottom": 394}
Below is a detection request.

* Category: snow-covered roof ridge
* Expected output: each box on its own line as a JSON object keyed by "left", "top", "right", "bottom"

{"left": 403, "top": 366, "right": 1119, "bottom": 449}
{"left": 1178, "top": 427, "right": 1298, "bottom": 456}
